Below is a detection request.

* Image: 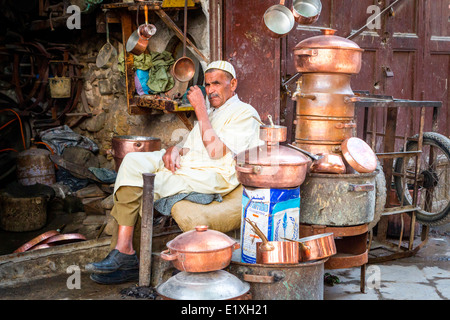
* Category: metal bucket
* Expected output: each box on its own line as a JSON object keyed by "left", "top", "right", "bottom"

{"left": 16, "top": 148, "right": 56, "bottom": 186}
{"left": 300, "top": 171, "right": 378, "bottom": 226}
{"left": 0, "top": 193, "right": 47, "bottom": 232}
{"left": 228, "top": 250, "right": 325, "bottom": 300}
{"left": 111, "top": 135, "right": 161, "bottom": 171}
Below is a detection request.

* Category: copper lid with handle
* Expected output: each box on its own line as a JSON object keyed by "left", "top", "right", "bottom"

{"left": 341, "top": 137, "right": 377, "bottom": 173}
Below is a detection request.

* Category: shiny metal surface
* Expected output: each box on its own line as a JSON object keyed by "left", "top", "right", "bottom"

{"left": 126, "top": 30, "right": 148, "bottom": 55}
{"left": 292, "top": 0, "right": 322, "bottom": 25}
{"left": 161, "top": 226, "right": 240, "bottom": 272}
{"left": 111, "top": 135, "right": 161, "bottom": 171}
{"left": 156, "top": 269, "right": 250, "bottom": 300}
{"left": 296, "top": 233, "right": 336, "bottom": 262}
{"left": 263, "top": 0, "right": 295, "bottom": 38}
{"left": 310, "top": 153, "right": 346, "bottom": 174}
{"left": 236, "top": 125, "right": 311, "bottom": 188}
{"left": 293, "top": 29, "right": 363, "bottom": 74}
{"left": 295, "top": 116, "right": 356, "bottom": 142}
{"left": 341, "top": 137, "right": 377, "bottom": 173}
{"left": 245, "top": 218, "right": 299, "bottom": 264}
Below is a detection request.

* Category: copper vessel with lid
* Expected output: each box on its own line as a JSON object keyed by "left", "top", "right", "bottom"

{"left": 236, "top": 120, "right": 311, "bottom": 188}
{"left": 293, "top": 29, "right": 364, "bottom": 74}
{"left": 161, "top": 225, "right": 240, "bottom": 273}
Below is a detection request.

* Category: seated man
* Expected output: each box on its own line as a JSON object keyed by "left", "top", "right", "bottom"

{"left": 86, "top": 60, "right": 262, "bottom": 284}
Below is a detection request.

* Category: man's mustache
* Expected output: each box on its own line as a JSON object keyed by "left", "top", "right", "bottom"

{"left": 208, "top": 93, "right": 219, "bottom": 99}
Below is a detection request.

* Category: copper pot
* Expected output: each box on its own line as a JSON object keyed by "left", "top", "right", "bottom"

{"left": 310, "top": 153, "right": 346, "bottom": 174}
{"left": 285, "top": 233, "right": 336, "bottom": 262}
{"left": 295, "top": 115, "right": 356, "bottom": 142}
{"left": 236, "top": 123, "right": 311, "bottom": 188}
{"left": 293, "top": 29, "right": 363, "bottom": 74}
{"left": 292, "top": 0, "right": 322, "bottom": 25}
{"left": 245, "top": 218, "right": 299, "bottom": 264}
{"left": 126, "top": 30, "right": 148, "bottom": 55}
{"left": 111, "top": 135, "right": 161, "bottom": 171}
{"left": 160, "top": 225, "right": 240, "bottom": 273}
{"left": 263, "top": 0, "right": 295, "bottom": 38}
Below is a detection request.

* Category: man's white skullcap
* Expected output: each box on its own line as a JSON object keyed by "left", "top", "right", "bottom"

{"left": 205, "top": 60, "right": 236, "bottom": 79}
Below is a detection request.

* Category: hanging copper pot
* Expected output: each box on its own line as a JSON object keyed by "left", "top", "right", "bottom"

{"left": 263, "top": 0, "right": 295, "bottom": 38}
{"left": 293, "top": 29, "right": 364, "bottom": 74}
{"left": 292, "top": 0, "right": 322, "bottom": 25}
{"left": 172, "top": 0, "right": 195, "bottom": 82}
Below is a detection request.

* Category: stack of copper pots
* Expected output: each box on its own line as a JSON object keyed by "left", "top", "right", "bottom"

{"left": 292, "top": 28, "right": 363, "bottom": 161}
{"left": 157, "top": 226, "right": 251, "bottom": 300}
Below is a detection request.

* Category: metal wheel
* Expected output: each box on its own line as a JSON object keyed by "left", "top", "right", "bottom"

{"left": 394, "top": 132, "right": 450, "bottom": 226}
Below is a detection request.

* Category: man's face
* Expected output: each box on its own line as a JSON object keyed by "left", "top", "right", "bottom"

{"left": 205, "top": 70, "right": 237, "bottom": 108}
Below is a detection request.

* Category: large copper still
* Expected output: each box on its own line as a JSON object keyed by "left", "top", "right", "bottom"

{"left": 291, "top": 28, "right": 367, "bottom": 167}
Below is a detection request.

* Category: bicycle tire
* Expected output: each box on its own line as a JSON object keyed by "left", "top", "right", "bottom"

{"left": 394, "top": 132, "right": 450, "bottom": 226}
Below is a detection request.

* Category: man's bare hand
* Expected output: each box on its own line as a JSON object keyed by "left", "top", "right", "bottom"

{"left": 162, "top": 146, "right": 181, "bottom": 173}
{"left": 187, "top": 86, "right": 207, "bottom": 116}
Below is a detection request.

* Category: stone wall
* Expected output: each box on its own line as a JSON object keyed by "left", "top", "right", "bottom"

{"left": 70, "top": 4, "right": 209, "bottom": 171}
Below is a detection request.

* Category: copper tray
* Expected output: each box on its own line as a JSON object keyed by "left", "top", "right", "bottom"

{"left": 13, "top": 230, "right": 60, "bottom": 253}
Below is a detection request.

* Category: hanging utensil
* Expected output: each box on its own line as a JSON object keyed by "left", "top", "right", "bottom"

{"left": 292, "top": 0, "right": 322, "bottom": 25}
{"left": 172, "top": 0, "right": 195, "bottom": 82}
{"left": 263, "top": 0, "right": 295, "bottom": 38}
{"left": 126, "top": 5, "right": 150, "bottom": 55}
{"left": 96, "top": 14, "right": 117, "bottom": 68}
{"left": 138, "top": 3, "right": 157, "bottom": 39}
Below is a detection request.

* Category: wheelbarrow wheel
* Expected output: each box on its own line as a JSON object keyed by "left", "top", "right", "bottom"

{"left": 394, "top": 132, "right": 450, "bottom": 226}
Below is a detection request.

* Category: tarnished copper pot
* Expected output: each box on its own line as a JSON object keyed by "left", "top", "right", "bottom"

{"left": 111, "top": 135, "right": 161, "bottom": 171}
{"left": 295, "top": 115, "right": 356, "bottom": 142}
{"left": 160, "top": 225, "right": 240, "bottom": 273}
{"left": 293, "top": 29, "right": 363, "bottom": 74}
{"left": 16, "top": 148, "right": 56, "bottom": 186}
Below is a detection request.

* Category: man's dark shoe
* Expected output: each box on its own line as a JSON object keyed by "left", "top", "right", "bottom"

{"left": 90, "top": 268, "right": 139, "bottom": 285}
{"left": 85, "top": 249, "right": 139, "bottom": 274}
